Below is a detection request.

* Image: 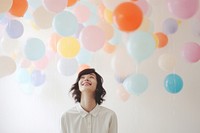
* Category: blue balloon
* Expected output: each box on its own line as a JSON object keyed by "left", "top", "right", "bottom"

{"left": 127, "top": 31, "right": 156, "bottom": 62}
{"left": 163, "top": 18, "right": 178, "bottom": 35}
{"left": 31, "top": 70, "right": 45, "bottom": 87}
{"left": 164, "top": 73, "right": 183, "bottom": 94}
{"left": 53, "top": 11, "right": 78, "bottom": 36}
{"left": 16, "top": 68, "right": 31, "bottom": 84}
{"left": 109, "top": 26, "right": 122, "bottom": 45}
{"left": 24, "top": 38, "right": 46, "bottom": 61}
{"left": 76, "top": 48, "right": 92, "bottom": 64}
{"left": 6, "top": 20, "right": 24, "bottom": 38}
{"left": 123, "top": 73, "right": 148, "bottom": 95}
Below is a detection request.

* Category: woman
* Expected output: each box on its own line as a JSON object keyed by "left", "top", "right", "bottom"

{"left": 61, "top": 68, "right": 118, "bottom": 133}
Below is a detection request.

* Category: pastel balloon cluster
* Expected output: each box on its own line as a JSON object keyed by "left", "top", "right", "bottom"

{"left": 0, "top": 0, "right": 199, "bottom": 96}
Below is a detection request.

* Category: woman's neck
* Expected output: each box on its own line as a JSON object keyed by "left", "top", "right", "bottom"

{"left": 80, "top": 93, "right": 97, "bottom": 112}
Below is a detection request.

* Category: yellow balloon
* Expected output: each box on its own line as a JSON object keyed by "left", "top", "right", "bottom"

{"left": 57, "top": 37, "right": 80, "bottom": 58}
{"left": 104, "top": 8, "right": 113, "bottom": 24}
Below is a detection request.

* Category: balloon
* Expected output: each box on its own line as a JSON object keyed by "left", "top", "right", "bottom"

{"left": 53, "top": 11, "right": 78, "bottom": 36}
{"left": 123, "top": 73, "right": 148, "bottom": 95}
{"left": 67, "top": 0, "right": 78, "bottom": 7}
{"left": 127, "top": 31, "right": 156, "bottom": 62}
{"left": 167, "top": 0, "right": 199, "bottom": 19}
{"left": 138, "top": 17, "right": 154, "bottom": 32}
{"left": 57, "top": 37, "right": 80, "bottom": 58}
{"left": 116, "top": 85, "right": 130, "bottom": 102}
{"left": 103, "top": 8, "right": 113, "bottom": 24}
{"left": 111, "top": 45, "right": 135, "bottom": 81}
{"left": 31, "top": 70, "right": 46, "bottom": 87}
{"left": 9, "top": 0, "right": 28, "bottom": 17}
{"left": 0, "top": 0, "right": 13, "bottom": 13}
{"left": 72, "top": 2, "right": 91, "bottom": 23}
{"left": 0, "top": 56, "right": 16, "bottom": 78}
{"left": 43, "top": 0, "right": 67, "bottom": 13}
{"left": 20, "top": 58, "right": 31, "bottom": 68}
{"left": 103, "top": 42, "right": 116, "bottom": 54}
{"left": 15, "top": 68, "right": 30, "bottom": 84}
{"left": 33, "top": 56, "right": 49, "bottom": 70}
{"left": 80, "top": 25, "right": 105, "bottom": 52}
{"left": 74, "top": 24, "right": 84, "bottom": 38}
{"left": 113, "top": 2, "right": 143, "bottom": 32}
{"left": 102, "top": 0, "right": 125, "bottom": 11}
{"left": 162, "top": 18, "right": 178, "bottom": 35}
{"left": 81, "top": 1, "right": 99, "bottom": 26}
{"left": 135, "top": 0, "right": 149, "bottom": 15}
{"left": 24, "top": 38, "right": 46, "bottom": 61}
{"left": 108, "top": 26, "right": 122, "bottom": 45}
{"left": 158, "top": 53, "right": 176, "bottom": 71}
{"left": 6, "top": 19, "right": 24, "bottom": 39}
{"left": 1, "top": 37, "right": 20, "bottom": 54}
{"left": 164, "top": 73, "right": 183, "bottom": 94}
{"left": 97, "top": 21, "right": 114, "bottom": 40}
{"left": 57, "top": 58, "right": 78, "bottom": 76}
{"left": 49, "top": 32, "right": 62, "bottom": 52}
{"left": 33, "top": 6, "right": 55, "bottom": 29}
{"left": 28, "top": 0, "right": 42, "bottom": 9}
{"left": 78, "top": 64, "right": 90, "bottom": 73}
{"left": 182, "top": 42, "right": 200, "bottom": 63}
{"left": 76, "top": 48, "right": 92, "bottom": 64}
{"left": 154, "top": 32, "right": 168, "bottom": 48}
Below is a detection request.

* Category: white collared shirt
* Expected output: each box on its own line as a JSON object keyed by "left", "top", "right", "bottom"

{"left": 61, "top": 103, "right": 118, "bottom": 133}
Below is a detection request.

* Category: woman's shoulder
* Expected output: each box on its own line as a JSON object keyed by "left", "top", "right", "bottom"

{"left": 98, "top": 105, "right": 117, "bottom": 116}
{"left": 61, "top": 105, "right": 79, "bottom": 117}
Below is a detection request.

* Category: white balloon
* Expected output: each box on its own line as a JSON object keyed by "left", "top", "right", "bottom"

{"left": 0, "top": 56, "right": 16, "bottom": 78}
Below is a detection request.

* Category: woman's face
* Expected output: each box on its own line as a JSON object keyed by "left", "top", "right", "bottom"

{"left": 78, "top": 73, "right": 97, "bottom": 93}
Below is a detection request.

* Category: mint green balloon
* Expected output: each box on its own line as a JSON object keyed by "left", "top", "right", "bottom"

{"left": 123, "top": 73, "right": 148, "bottom": 95}
{"left": 24, "top": 38, "right": 45, "bottom": 61}
{"left": 127, "top": 31, "right": 156, "bottom": 62}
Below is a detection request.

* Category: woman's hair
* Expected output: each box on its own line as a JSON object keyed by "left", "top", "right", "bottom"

{"left": 69, "top": 68, "right": 106, "bottom": 105}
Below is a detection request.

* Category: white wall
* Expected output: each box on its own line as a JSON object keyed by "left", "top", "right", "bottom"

{"left": 0, "top": 0, "right": 200, "bottom": 133}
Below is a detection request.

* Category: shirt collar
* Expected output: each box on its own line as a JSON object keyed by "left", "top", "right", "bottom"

{"left": 76, "top": 103, "right": 100, "bottom": 117}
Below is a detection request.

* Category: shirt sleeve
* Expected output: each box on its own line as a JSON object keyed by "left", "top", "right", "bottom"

{"left": 60, "top": 113, "right": 67, "bottom": 133}
{"left": 108, "top": 112, "right": 118, "bottom": 133}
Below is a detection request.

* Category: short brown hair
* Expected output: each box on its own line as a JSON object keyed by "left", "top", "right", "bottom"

{"left": 69, "top": 68, "right": 106, "bottom": 105}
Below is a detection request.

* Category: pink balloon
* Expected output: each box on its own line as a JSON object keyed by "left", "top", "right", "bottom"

{"left": 33, "top": 56, "right": 49, "bottom": 69}
{"left": 80, "top": 25, "right": 105, "bottom": 52}
{"left": 182, "top": 42, "right": 200, "bottom": 63}
{"left": 135, "top": 0, "right": 149, "bottom": 15}
{"left": 73, "top": 3, "right": 91, "bottom": 23}
{"left": 167, "top": 0, "right": 199, "bottom": 19}
{"left": 43, "top": 0, "right": 67, "bottom": 13}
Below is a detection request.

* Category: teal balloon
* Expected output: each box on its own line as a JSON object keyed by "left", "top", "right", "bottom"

{"left": 123, "top": 73, "right": 148, "bottom": 95}
{"left": 76, "top": 48, "right": 92, "bottom": 64}
{"left": 53, "top": 11, "right": 78, "bottom": 36}
{"left": 24, "top": 38, "right": 46, "bottom": 61}
{"left": 164, "top": 73, "right": 183, "bottom": 94}
{"left": 109, "top": 26, "right": 122, "bottom": 45}
{"left": 127, "top": 31, "right": 156, "bottom": 62}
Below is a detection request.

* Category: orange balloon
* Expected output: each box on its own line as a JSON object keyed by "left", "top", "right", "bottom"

{"left": 9, "top": 0, "right": 28, "bottom": 17}
{"left": 155, "top": 32, "right": 168, "bottom": 48}
{"left": 49, "top": 33, "right": 62, "bottom": 52}
{"left": 103, "top": 42, "right": 116, "bottom": 54}
{"left": 78, "top": 64, "right": 90, "bottom": 73}
{"left": 67, "top": 0, "right": 79, "bottom": 7}
{"left": 113, "top": 2, "right": 143, "bottom": 32}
